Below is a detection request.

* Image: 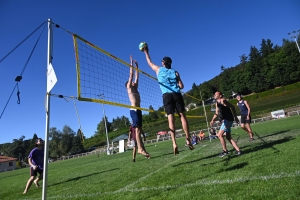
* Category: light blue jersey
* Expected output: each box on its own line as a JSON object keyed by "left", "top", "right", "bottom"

{"left": 157, "top": 67, "right": 180, "bottom": 94}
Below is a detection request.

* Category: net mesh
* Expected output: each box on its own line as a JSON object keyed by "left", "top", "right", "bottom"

{"left": 73, "top": 34, "right": 203, "bottom": 117}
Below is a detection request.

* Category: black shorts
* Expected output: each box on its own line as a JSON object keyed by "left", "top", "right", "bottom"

{"left": 163, "top": 93, "right": 185, "bottom": 115}
{"left": 240, "top": 114, "right": 251, "bottom": 124}
{"left": 30, "top": 167, "right": 43, "bottom": 177}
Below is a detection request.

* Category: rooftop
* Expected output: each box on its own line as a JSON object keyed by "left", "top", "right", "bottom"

{"left": 0, "top": 156, "right": 18, "bottom": 163}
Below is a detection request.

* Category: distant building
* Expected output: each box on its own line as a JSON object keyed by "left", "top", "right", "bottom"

{"left": 0, "top": 156, "right": 17, "bottom": 172}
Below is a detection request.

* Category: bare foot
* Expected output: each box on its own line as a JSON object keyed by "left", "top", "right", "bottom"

{"left": 34, "top": 180, "right": 40, "bottom": 187}
{"left": 186, "top": 138, "right": 194, "bottom": 150}
{"left": 139, "top": 150, "right": 150, "bottom": 158}
{"left": 174, "top": 146, "right": 179, "bottom": 155}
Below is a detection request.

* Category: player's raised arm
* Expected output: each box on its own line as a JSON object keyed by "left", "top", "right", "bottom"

{"left": 143, "top": 46, "right": 160, "bottom": 75}
{"left": 134, "top": 60, "right": 139, "bottom": 88}
{"left": 127, "top": 55, "right": 134, "bottom": 88}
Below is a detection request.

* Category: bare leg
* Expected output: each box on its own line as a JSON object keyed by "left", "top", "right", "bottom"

{"left": 217, "top": 129, "right": 227, "bottom": 151}
{"left": 244, "top": 123, "right": 253, "bottom": 138}
{"left": 225, "top": 132, "right": 240, "bottom": 151}
{"left": 33, "top": 175, "right": 42, "bottom": 187}
{"left": 23, "top": 176, "right": 35, "bottom": 194}
{"left": 167, "top": 114, "right": 177, "bottom": 149}
{"left": 179, "top": 112, "right": 190, "bottom": 139}
{"left": 136, "top": 127, "right": 149, "bottom": 157}
{"left": 135, "top": 126, "right": 144, "bottom": 153}
{"left": 132, "top": 146, "right": 136, "bottom": 162}
{"left": 241, "top": 124, "right": 253, "bottom": 138}
{"left": 179, "top": 112, "right": 194, "bottom": 150}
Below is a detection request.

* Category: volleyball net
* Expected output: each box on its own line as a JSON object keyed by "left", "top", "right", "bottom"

{"left": 73, "top": 34, "right": 203, "bottom": 117}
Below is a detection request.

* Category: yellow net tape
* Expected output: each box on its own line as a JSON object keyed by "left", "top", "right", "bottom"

{"left": 73, "top": 34, "right": 204, "bottom": 118}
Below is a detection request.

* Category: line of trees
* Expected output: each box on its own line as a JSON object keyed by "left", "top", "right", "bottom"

{"left": 0, "top": 125, "right": 85, "bottom": 160}
{"left": 188, "top": 38, "right": 300, "bottom": 100}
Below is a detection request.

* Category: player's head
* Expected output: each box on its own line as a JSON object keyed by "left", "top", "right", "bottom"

{"left": 214, "top": 91, "right": 223, "bottom": 99}
{"left": 35, "top": 138, "right": 44, "bottom": 148}
{"left": 236, "top": 94, "right": 242, "bottom": 100}
{"left": 162, "top": 57, "right": 172, "bottom": 69}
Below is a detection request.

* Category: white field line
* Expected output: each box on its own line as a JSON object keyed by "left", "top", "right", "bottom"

{"left": 115, "top": 147, "right": 197, "bottom": 193}
{"left": 35, "top": 170, "right": 300, "bottom": 200}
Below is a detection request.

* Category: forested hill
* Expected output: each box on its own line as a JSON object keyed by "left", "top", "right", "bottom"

{"left": 187, "top": 38, "right": 300, "bottom": 100}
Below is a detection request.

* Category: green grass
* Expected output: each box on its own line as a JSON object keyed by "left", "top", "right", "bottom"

{"left": 1, "top": 116, "right": 300, "bottom": 200}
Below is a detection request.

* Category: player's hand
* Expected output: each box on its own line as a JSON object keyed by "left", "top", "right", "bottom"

{"left": 210, "top": 121, "right": 214, "bottom": 126}
{"left": 143, "top": 46, "right": 149, "bottom": 53}
{"left": 33, "top": 165, "right": 37, "bottom": 170}
{"left": 134, "top": 60, "right": 138, "bottom": 68}
{"left": 130, "top": 55, "right": 133, "bottom": 65}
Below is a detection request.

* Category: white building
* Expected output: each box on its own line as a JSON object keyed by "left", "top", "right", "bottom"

{"left": 0, "top": 156, "right": 17, "bottom": 172}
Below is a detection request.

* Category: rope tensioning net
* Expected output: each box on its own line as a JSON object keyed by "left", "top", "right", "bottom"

{"left": 72, "top": 34, "right": 204, "bottom": 118}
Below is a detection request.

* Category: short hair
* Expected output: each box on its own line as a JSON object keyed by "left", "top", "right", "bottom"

{"left": 215, "top": 91, "right": 223, "bottom": 96}
{"left": 35, "top": 138, "right": 44, "bottom": 147}
{"left": 125, "top": 81, "right": 128, "bottom": 87}
{"left": 162, "top": 56, "right": 172, "bottom": 69}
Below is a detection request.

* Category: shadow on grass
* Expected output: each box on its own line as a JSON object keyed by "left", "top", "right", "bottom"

{"left": 172, "top": 135, "right": 294, "bottom": 167}
{"left": 240, "top": 136, "right": 294, "bottom": 155}
{"left": 255, "top": 130, "right": 290, "bottom": 139}
{"left": 215, "top": 161, "right": 249, "bottom": 173}
{"left": 49, "top": 168, "right": 119, "bottom": 187}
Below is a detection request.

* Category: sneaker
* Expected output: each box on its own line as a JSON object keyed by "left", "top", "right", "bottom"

{"left": 219, "top": 150, "right": 229, "bottom": 157}
{"left": 249, "top": 138, "right": 254, "bottom": 142}
{"left": 133, "top": 159, "right": 135, "bottom": 162}
{"left": 235, "top": 150, "right": 241, "bottom": 155}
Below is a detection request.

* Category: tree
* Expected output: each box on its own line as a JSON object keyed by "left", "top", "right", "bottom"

{"left": 95, "top": 116, "right": 111, "bottom": 135}
{"left": 49, "top": 127, "right": 62, "bottom": 157}
{"left": 71, "top": 129, "right": 85, "bottom": 153}
{"left": 148, "top": 105, "right": 158, "bottom": 121}
{"left": 60, "top": 125, "right": 75, "bottom": 155}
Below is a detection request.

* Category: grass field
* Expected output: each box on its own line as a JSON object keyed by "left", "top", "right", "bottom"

{"left": 1, "top": 116, "right": 300, "bottom": 200}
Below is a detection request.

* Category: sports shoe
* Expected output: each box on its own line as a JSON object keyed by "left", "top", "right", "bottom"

{"left": 249, "top": 138, "right": 254, "bottom": 142}
{"left": 219, "top": 150, "right": 229, "bottom": 157}
{"left": 235, "top": 150, "right": 241, "bottom": 155}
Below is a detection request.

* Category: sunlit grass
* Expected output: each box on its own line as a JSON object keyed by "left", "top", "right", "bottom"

{"left": 1, "top": 116, "right": 300, "bottom": 200}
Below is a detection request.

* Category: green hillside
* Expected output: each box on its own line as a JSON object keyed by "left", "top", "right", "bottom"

{"left": 85, "top": 82, "right": 300, "bottom": 147}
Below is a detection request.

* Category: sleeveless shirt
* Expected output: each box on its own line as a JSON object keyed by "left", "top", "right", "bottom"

{"left": 217, "top": 101, "right": 234, "bottom": 121}
{"left": 157, "top": 67, "right": 181, "bottom": 94}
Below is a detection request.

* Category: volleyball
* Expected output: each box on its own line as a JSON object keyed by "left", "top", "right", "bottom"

{"left": 139, "top": 42, "right": 147, "bottom": 51}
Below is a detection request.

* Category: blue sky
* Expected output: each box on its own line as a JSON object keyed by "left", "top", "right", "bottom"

{"left": 0, "top": 0, "right": 299, "bottom": 144}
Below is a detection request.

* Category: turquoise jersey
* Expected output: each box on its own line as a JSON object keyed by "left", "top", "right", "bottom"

{"left": 157, "top": 67, "right": 181, "bottom": 94}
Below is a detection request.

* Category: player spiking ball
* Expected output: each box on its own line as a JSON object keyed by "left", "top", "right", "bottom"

{"left": 139, "top": 42, "right": 194, "bottom": 155}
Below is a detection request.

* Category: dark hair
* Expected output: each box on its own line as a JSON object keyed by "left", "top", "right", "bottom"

{"left": 216, "top": 91, "right": 223, "bottom": 96}
{"left": 35, "top": 138, "right": 44, "bottom": 147}
{"left": 162, "top": 56, "right": 172, "bottom": 69}
{"left": 125, "top": 81, "right": 128, "bottom": 87}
